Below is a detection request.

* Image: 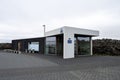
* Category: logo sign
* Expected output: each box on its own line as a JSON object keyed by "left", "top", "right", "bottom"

{"left": 68, "top": 38, "right": 72, "bottom": 44}
{"left": 60, "top": 28, "right": 63, "bottom": 34}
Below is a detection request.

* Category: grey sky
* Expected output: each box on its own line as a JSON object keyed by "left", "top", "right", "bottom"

{"left": 0, "top": 0, "right": 120, "bottom": 43}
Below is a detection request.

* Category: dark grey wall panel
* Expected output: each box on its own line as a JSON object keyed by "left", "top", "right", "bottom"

{"left": 12, "top": 37, "right": 45, "bottom": 54}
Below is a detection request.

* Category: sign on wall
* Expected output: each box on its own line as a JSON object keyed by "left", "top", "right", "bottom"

{"left": 68, "top": 38, "right": 72, "bottom": 44}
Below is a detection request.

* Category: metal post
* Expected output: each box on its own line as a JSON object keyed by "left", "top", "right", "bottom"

{"left": 43, "top": 25, "right": 46, "bottom": 55}
{"left": 43, "top": 25, "right": 46, "bottom": 37}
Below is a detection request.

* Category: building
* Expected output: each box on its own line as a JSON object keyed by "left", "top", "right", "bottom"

{"left": 12, "top": 26, "right": 99, "bottom": 59}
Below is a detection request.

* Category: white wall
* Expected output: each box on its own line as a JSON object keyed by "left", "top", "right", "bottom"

{"left": 90, "top": 37, "right": 93, "bottom": 55}
{"left": 64, "top": 26, "right": 99, "bottom": 37}
{"left": 45, "top": 27, "right": 64, "bottom": 36}
{"left": 45, "top": 26, "right": 99, "bottom": 37}
{"left": 63, "top": 29, "right": 74, "bottom": 59}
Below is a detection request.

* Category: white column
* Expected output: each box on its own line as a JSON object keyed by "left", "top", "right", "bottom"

{"left": 63, "top": 31, "right": 74, "bottom": 59}
{"left": 90, "top": 37, "right": 93, "bottom": 55}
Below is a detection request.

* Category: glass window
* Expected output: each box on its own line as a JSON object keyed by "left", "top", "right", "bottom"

{"left": 28, "top": 42, "right": 39, "bottom": 51}
{"left": 45, "top": 37, "right": 56, "bottom": 54}
{"left": 75, "top": 36, "right": 91, "bottom": 55}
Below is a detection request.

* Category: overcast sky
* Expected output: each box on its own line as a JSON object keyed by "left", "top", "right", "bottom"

{"left": 0, "top": 0, "right": 120, "bottom": 43}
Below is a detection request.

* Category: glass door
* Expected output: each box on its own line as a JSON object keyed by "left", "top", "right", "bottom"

{"left": 77, "top": 37, "right": 90, "bottom": 55}
{"left": 46, "top": 37, "right": 56, "bottom": 55}
{"left": 75, "top": 36, "right": 91, "bottom": 55}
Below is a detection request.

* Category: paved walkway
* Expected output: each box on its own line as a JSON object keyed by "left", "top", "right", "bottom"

{"left": 0, "top": 51, "right": 58, "bottom": 69}
{"left": 0, "top": 51, "right": 120, "bottom": 80}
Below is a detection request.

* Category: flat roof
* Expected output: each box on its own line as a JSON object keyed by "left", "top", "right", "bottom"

{"left": 45, "top": 26, "right": 99, "bottom": 37}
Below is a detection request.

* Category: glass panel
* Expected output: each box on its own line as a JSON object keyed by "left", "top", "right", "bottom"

{"left": 78, "top": 37, "right": 90, "bottom": 55}
{"left": 46, "top": 37, "right": 56, "bottom": 54}
{"left": 75, "top": 36, "right": 90, "bottom": 55}
{"left": 28, "top": 42, "right": 39, "bottom": 51}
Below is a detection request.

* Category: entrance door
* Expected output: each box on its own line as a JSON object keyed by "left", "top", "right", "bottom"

{"left": 46, "top": 37, "right": 56, "bottom": 55}
{"left": 18, "top": 42, "right": 21, "bottom": 51}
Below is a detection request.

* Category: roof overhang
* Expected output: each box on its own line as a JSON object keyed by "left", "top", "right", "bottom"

{"left": 45, "top": 26, "right": 99, "bottom": 37}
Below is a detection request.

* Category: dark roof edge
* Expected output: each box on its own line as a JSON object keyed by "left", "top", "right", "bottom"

{"left": 12, "top": 37, "right": 45, "bottom": 41}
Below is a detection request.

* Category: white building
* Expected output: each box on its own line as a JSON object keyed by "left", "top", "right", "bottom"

{"left": 45, "top": 26, "right": 99, "bottom": 59}
{"left": 12, "top": 26, "right": 99, "bottom": 59}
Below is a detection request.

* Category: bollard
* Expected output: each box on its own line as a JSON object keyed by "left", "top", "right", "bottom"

{"left": 18, "top": 51, "right": 21, "bottom": 54}
{"left": 29, "top": 50, "right": 31, "bottom": 53}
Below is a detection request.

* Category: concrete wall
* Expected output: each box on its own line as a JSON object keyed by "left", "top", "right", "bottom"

{"left": 45, "top": 27, "right": 64, "bottom": 37}
{"left": 90, "top": 37, "right": 93, "bottom": 55}
{"left": 63, "top": 28, "right": 74, "bottom": 59}
{"left": 64, "top": 26, "right": 99, "bottom": 37}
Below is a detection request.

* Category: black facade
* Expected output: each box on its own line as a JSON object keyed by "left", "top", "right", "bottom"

{"left": 12, "top": 34, "right": 91, "bottom": 56}
{"left": 12, "top": 37, "right": 45, "bottom": 54}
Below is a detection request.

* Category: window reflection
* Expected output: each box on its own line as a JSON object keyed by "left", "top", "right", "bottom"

{"left": 75, "top": 36, "right": 90, "bottom": 55}
{"left": 46, "top": 37, "right": 56, "bottom": 54}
